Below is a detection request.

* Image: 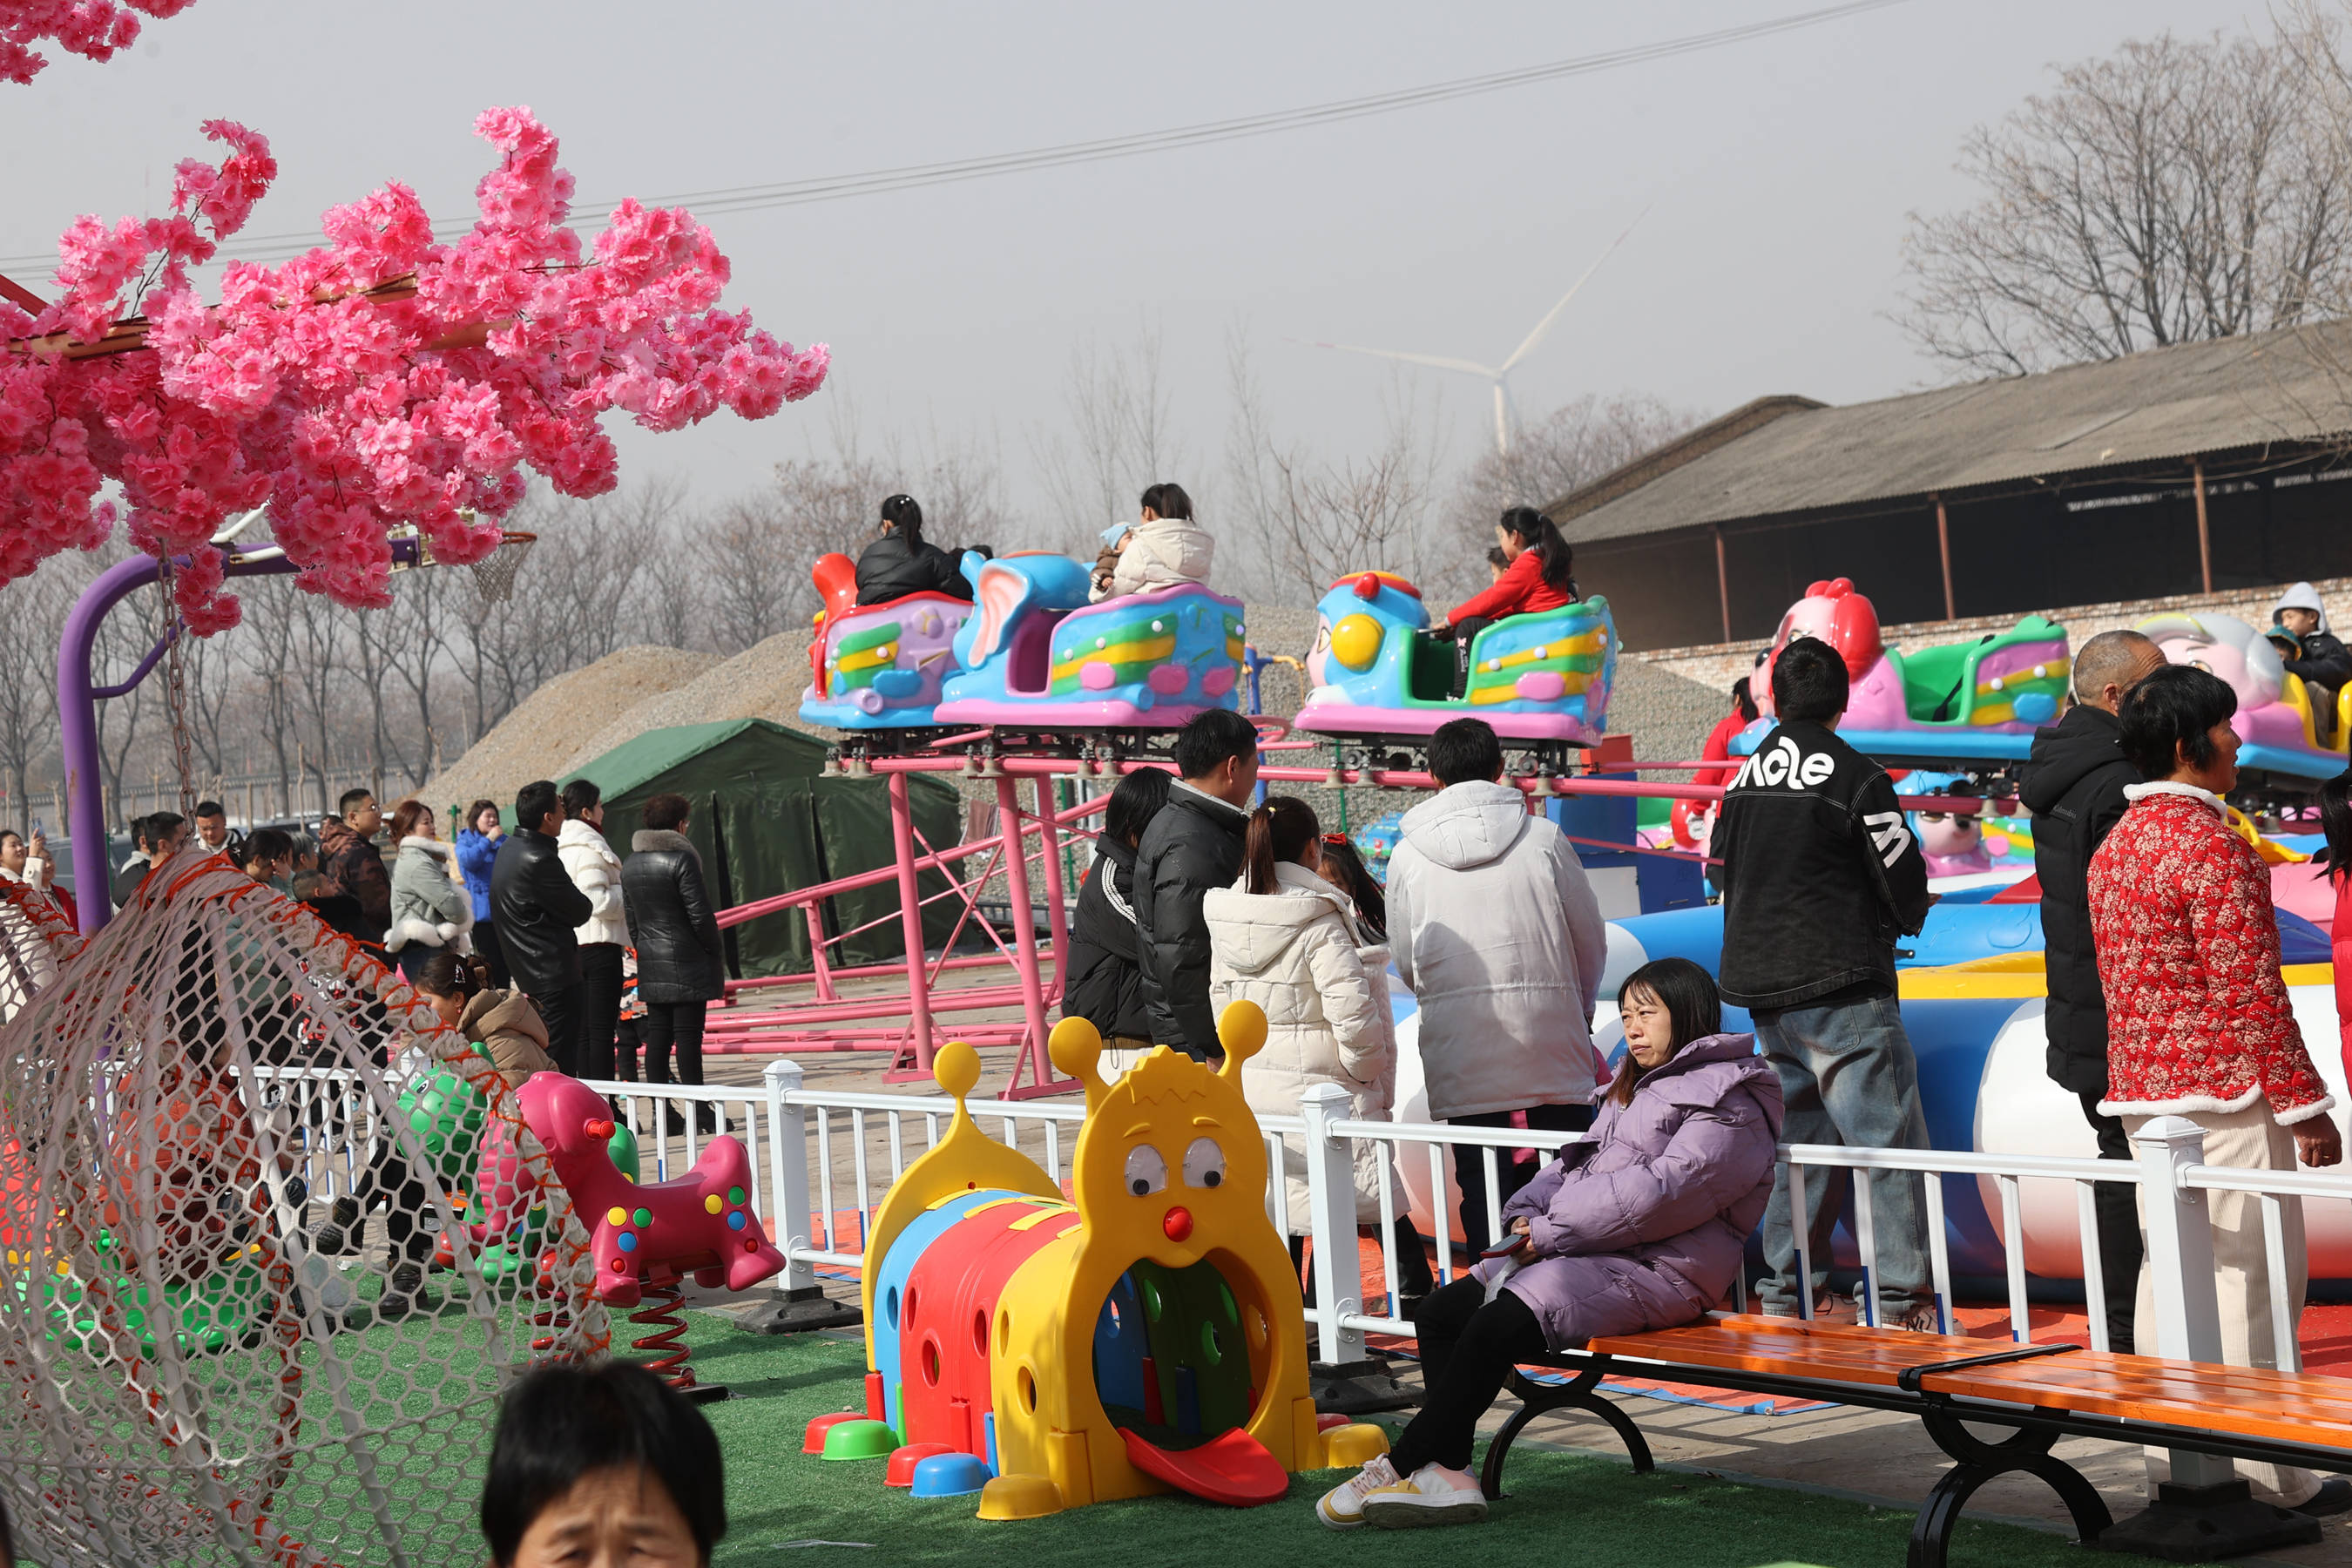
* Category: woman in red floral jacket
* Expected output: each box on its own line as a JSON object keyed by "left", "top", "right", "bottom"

{"left": 2089, "top": 662, "right": 2346, "bottom": 1516}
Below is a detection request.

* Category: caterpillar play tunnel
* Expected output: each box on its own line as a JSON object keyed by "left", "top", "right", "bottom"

{"left": 808, "top": 1007, "right": 1387, "bottom": 1517}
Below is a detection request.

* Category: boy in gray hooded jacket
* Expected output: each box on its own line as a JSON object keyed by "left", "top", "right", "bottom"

{"left": 1385, "top": 719, "right": 1605, "bottom": 1253}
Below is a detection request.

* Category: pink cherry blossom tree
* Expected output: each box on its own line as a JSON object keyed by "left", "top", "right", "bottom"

{"left": 0, "top": 107, "right": 828, "bottom": 632}
{"left": 1, "top": 0, "right": 197, "bottom": 84}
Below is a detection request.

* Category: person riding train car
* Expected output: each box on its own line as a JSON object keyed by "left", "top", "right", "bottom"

{"left": 853, "top": 493, "right": 979, "bottom": 605}
{"left": 1091, "top": 481, "right": 1214, "bottom": 602}
{"left": 1424, "top": 506, "right": 1579, "bottom": 698}
{"left": 2269, "top": 582, "right": 2352, "bottom": 739}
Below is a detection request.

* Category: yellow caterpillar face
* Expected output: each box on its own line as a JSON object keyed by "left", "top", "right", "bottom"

{"left": 1049, "top": 1004, "right": 1270, "bottom": 1267}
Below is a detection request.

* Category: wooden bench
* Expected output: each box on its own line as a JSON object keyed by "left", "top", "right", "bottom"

{"left": 1484, "top": 1314, "right": 2352, "bottom": 1567}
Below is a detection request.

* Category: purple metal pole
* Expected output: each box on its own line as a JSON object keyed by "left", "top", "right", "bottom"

{"left": 1031, "top": 774, "right": 1069, "bottom": 983}
{"left": 58, "top": 553, "right": 164, "bottom": 935}
{"left": 58, "top": 539, "right": 415, "bottom": 935}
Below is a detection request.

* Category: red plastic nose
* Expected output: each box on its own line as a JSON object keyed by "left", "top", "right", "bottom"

{"left": 585, "top": 1119, "right": 615, "bottom": 1141}
{"left": 1162, "top": 1206, "right": 1193, "bottom": 1241}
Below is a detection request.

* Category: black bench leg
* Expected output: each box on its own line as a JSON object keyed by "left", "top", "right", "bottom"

{"left": 1908, "top": 1410, "right": 2113, "bottom": 1568}
{"left": 1480, "top": 1363, "right": 1656, "bottom": 1502}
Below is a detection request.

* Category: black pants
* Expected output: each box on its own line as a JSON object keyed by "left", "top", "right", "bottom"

{"left": 2079, "top": 1091, "right": 2143, "bottom": 1354}
{"left": 642, "top": 999, "right": 708, "bottom": 1085}
{"left": 1394, "top": 1277, "right": 1546, "bottom": 1474}
{"left": 476, "top": 919, "right": 510, "bottom": 988}
{"left": 349, "top": 1150, "right": 434, "bottom": 1267}
{"left": 612, "top": 1016, "right": 642, "bottom": 1082}
{"left": 1288, "top": 1217, "right": 1438, "bottom": 1306}
{"left": 1450, "top": 1103, "right": 1596, "bottom": 1254}
{"left": 530, "top": 983, "right": 585, "bottom": 1078}
{"left": 577, "top": 944, "right": 625, "bottom": 1081}
{"left": 1449, "top": 617, "right": 1494, "bottom": 699}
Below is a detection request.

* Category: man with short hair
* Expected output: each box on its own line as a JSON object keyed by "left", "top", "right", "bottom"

{"left": 1133, "top": 708, "right": 1260, "bottom": 1062}
{"left": 557, "top": 778, "right": 629, "bottom": 1082}
{"left": 193, "top": 800, "right": 232, "bottom": 856}
{"left": 319, "top": 788, "right": 390, "bottom": 945}
{"left": 1716, "top": 637, "right": 1937, "bottom": 1330}
{"left": 2018, "top": 628, "right": 2167, "bottom": 1353}
{"left": 492, "top": 780, "right": 594, "bottom": 1075}
{"left": 1385, "top": 717, "right": 1607, "bottom": 1252}
{"left": 112, "top": 812, "right": 188, "bottom": 910}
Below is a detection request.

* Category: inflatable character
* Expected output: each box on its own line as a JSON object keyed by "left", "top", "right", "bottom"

{"left": 2137, "top": 611, "right": 2351, "bottom": 781}
{"left": 1740, "top": 578, "right": 2068, "bottom": 766}
{"left": 1896, "top": 771, "right": 1993, "bottom": 878}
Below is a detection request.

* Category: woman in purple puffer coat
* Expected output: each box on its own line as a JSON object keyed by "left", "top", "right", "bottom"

{"left": 1319, "top": 956, "right": 1784, "bottom": 1531}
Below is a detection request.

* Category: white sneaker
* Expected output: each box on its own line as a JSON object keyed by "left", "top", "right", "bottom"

{"left": 1361, "top": 1462, "right": 1489, "bottom": 1528}
{"left": 1315, "top": 1453, "right": 1400, "bottom": 1530}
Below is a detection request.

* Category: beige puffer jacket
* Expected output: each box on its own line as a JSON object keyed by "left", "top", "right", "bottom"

{"left": 1206, "top": 861, "right": 1401, "bottom": 1227}
{"left": 459, "top": 988, "right": 557, "bottom": 1089}
{"left": 1099, "top": 514, "right": 1215, "bottom": 601}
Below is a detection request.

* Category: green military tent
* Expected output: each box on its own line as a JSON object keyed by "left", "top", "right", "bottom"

{"left": 558, "top": 719, "right": 962, "bottom": 978}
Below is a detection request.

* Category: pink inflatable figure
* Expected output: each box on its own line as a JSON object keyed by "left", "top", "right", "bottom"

{"left": 519, "top": 1072, "right": 787, "bottom": 1308}
{"left": 1754, "top": 578, "right": 1886, "bottom": 721}
{"left": 2133, "top": 612, "right": 2351, "bottom": 781}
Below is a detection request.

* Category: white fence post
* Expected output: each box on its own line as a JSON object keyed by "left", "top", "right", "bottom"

{"left": 1299, "top": 1082, "right": 1362, "bottom": 1368}
{"left": 737, "top": 1057, "right": 862, "bottom": 1334}
{"left": 767, "top": 1059, "right": 816, "bottom": 1294}
{"left": 2133, "top": 1114, "right": 2236, "bottom": 1489}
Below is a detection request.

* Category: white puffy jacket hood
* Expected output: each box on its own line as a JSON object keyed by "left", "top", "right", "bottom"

{"left": 1398, "top": 780, "right": 1532, "bottom": 869}
{"left": 2274, "top": 580, "right": 2334, "bottom": 635}
{"left": 1385, "top": 780, "right": 1607, "bottom": 1119}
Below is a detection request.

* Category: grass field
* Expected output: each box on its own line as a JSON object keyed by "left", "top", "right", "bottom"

{"left": 13, "top": 1297, "right": 2232, "bottom": 1567}
{"left": 676, "top": 1314, "right": 2211, "bottom": 1568}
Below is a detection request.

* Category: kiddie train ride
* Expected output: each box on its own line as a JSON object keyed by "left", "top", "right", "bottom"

{"left": 1729, "top": 577, "right": 2352, "bottom": 792}
{"left": 800, "top": 549, "right": 1249, "bottom": 765}
{"left": 1294, "top": 571, "right": 1617, "bottom": 774}
{"left": 803, "top": 1010, "right": 1387, "bottom": 1517}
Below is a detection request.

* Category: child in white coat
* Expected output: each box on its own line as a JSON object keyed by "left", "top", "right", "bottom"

{"left": 1206, "top": 795, "right": 1436, "bottom": 1306}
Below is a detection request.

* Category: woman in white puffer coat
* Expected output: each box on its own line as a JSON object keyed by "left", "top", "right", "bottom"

{"left": 1207, "top": 795, "right": 1436, "bottom": 1306}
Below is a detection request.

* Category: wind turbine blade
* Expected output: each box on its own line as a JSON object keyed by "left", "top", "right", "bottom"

{"left": 1497, "top": 204, "right": 1652, "bottom": 374}
{"left": 1288, "top": 337, "right": 1500, "bottom": 378}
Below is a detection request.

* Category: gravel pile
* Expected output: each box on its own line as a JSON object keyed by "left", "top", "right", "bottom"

{"left": 1607, "top": 659, "right": 1730, "bottom": 779}
{"left": 564, "top": 629, "right": 829, "bottom": 767}
{"left": 419, "top": 645, "right": 720, "bottom": 808}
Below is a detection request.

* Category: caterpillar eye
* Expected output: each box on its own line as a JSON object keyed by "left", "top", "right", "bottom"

{"left": 1125, "top": 1145, "right": 1168, "bottom": 1197}
{"left": 1183, "top": 1137, "right": 1227, "bottom": 1190}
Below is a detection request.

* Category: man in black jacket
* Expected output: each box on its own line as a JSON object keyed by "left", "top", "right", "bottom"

{"left": 2018, "top": 628, "right": 2166, "bottom": 1352}
{"left": 491, "top": 780, "right": 594, "bottom": 1075}
{"left": 1133, "top": 709, "right": 1259, "bottom": 1061}
{"left": 1063, "top": 769, "right": 1173, "bottom": 1066}
{"left": 1717, "top": 638, "right": 1937, "bottom": 1330}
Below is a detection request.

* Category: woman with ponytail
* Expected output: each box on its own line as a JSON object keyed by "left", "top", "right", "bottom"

{"left": 1429, "top": 506, "right": 1582, "bottom": 697}
{"left": 1206, "top": 795, "right": 1436, "bottom": 1304}
{"left": 855, "top": 492, "right": 977, "bottom": 605}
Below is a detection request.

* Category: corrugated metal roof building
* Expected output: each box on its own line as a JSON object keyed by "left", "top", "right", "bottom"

{"left": 1545, "top": 321, "right": 2352, "bottom": 651}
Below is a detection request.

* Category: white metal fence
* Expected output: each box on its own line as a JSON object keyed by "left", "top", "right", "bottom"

{"left": 260, "top": 1059, "right": 2352, "bottom": 1402}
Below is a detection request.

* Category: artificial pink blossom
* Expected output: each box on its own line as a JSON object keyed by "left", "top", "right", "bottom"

{"left": 1, "top": 106, "right": 826, "bottom": 628}
{"left": 0, "top": 0, "right": 196, "bottom": 84}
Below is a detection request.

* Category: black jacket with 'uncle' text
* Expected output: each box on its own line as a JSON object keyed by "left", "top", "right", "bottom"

{"left": 1714, "top": 720, "right": 1932, "bottom": 1012}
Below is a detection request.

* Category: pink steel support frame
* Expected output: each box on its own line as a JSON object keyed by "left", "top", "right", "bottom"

{"left": 689, "top": 747, "right": 1754, "bottom": 1089}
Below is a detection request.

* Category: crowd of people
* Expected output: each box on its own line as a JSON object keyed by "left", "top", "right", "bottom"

{"left": 12, "top": 483, "right": 2352, "bottom": 1541}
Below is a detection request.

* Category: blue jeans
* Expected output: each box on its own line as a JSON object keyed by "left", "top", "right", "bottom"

{"left": 1755, "top": 990, "right": 1934, "bottom": 1318}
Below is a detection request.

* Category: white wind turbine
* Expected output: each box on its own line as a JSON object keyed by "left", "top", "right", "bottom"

{"left": 1300, "top": 208, "right": 1650, "bottom": 456}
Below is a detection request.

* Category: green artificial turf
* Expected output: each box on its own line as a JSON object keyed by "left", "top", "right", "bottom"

{"left": 678, "top": 1313, "right": 2219, "bottom": 1568}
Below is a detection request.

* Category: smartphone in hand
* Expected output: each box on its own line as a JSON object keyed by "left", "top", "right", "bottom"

{"left": 1478, "top": 1237, "right": 1527, "bottom": 1260}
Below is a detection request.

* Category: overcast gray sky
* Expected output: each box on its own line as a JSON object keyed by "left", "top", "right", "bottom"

{"left": 0, "top": 0, "right": 2268, "bottom": 525}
